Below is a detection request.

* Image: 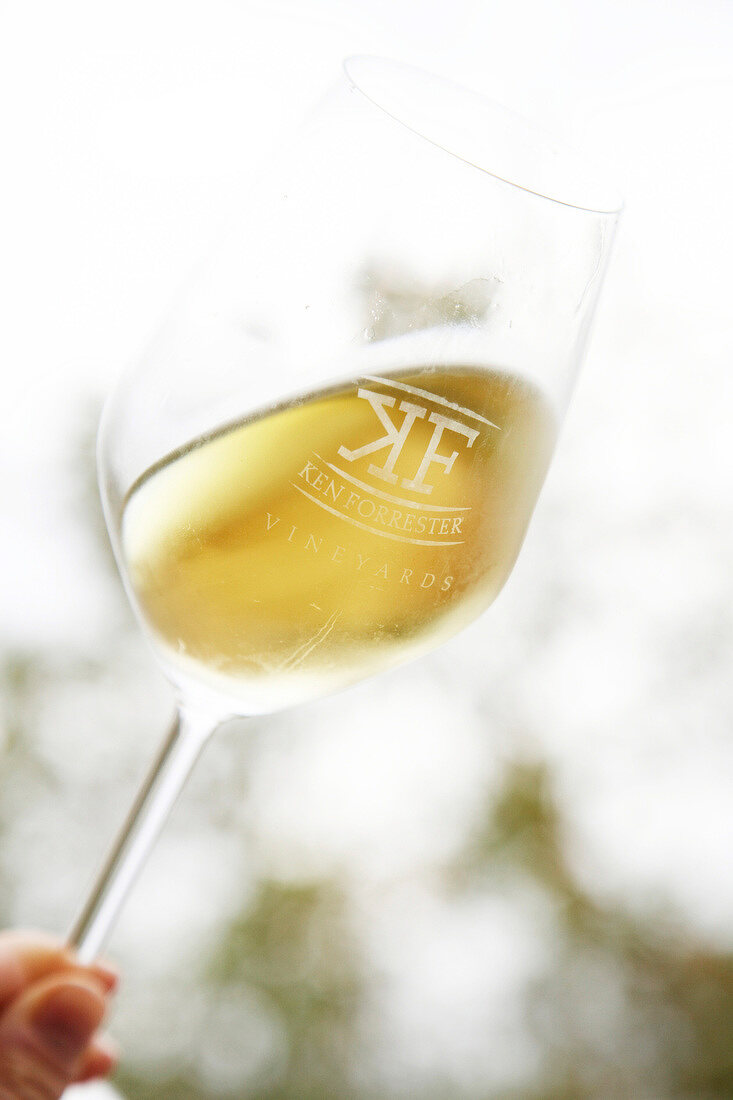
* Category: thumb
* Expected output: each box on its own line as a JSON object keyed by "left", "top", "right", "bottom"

{"left": 0, "top": 973, "right": 107, "bottom": 1099}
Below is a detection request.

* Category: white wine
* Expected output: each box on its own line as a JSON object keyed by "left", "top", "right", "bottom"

{"left": 122, "top": 367, "right": 555, "bottom": 711}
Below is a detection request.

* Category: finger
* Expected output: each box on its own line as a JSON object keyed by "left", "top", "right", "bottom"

{"left": 0, "top": 932, "right": 69, "bottom": 1014}
{"left": 0, "top": 972, "right": 109, "bottom": 1099}
{"left": 0, "top": 932, "right": 118, "bottom": 1014}
{"left": 72, "top": 1033, "right": 119, "bottom": 1083}
{"left": 86, "top": 960, "right": 120, "bottom": 995}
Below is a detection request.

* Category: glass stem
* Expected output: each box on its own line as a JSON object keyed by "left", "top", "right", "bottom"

{"left": 67, "top": 705, "right": 216, "bottom": 963}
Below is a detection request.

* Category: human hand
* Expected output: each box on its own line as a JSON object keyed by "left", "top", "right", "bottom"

{"left": 0, "top": 930, "right": 118, "bottom": 1099}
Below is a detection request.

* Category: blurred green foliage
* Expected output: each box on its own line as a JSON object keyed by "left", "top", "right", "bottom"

{"left": 455, "top": 763, "right": 733, "bottom": 1098}
{"left": 2, "top": 530, "right": 732, "bottom": 1100}
{"left": 107, "top": 759, "right": 732, "bottom": 1099}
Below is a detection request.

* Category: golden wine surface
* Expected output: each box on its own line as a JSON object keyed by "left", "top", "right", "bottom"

{"left": 122, "top": 367, "right": 555, "bottom": 711}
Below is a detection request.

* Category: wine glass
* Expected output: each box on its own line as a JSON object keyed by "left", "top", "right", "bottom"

{"left": 68, "top": 56, "right": 621, "bottom": 962}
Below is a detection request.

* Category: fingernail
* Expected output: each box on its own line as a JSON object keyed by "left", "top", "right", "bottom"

{"left": 88, "top": 961, "right": 120, "bottom": 993}
{"left": 77, "top": 1034, "right": 120, "bottom": 1082}
{"left": 29, "top": 980, "right": 106, "bottom": 1061}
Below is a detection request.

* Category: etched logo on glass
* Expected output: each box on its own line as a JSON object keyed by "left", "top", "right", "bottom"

{"left": 291, "top": 375, "right": 498, "bottom": 547}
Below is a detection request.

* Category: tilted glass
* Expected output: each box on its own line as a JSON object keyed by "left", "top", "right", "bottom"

{"left": 71, "top": 56, "right": 621, "bottom": 961}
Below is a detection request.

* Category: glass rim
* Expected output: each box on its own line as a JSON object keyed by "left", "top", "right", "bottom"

{"left": 343, "top": 55, "right": 623, "bottom": 217}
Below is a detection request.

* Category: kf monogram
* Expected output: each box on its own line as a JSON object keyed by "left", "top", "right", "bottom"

{"left": 338, "top": 388, "right": 479, "bottom": 496}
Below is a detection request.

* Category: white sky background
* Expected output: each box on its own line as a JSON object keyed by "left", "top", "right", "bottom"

{"left": 1, "top": 0, "right": 731, "bottom": 640}
{"left": 0, "top": 0, "right": 732, "bottom": 1059}
{"left": 1, "top": 0, "right": 731, "bottom": 635}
